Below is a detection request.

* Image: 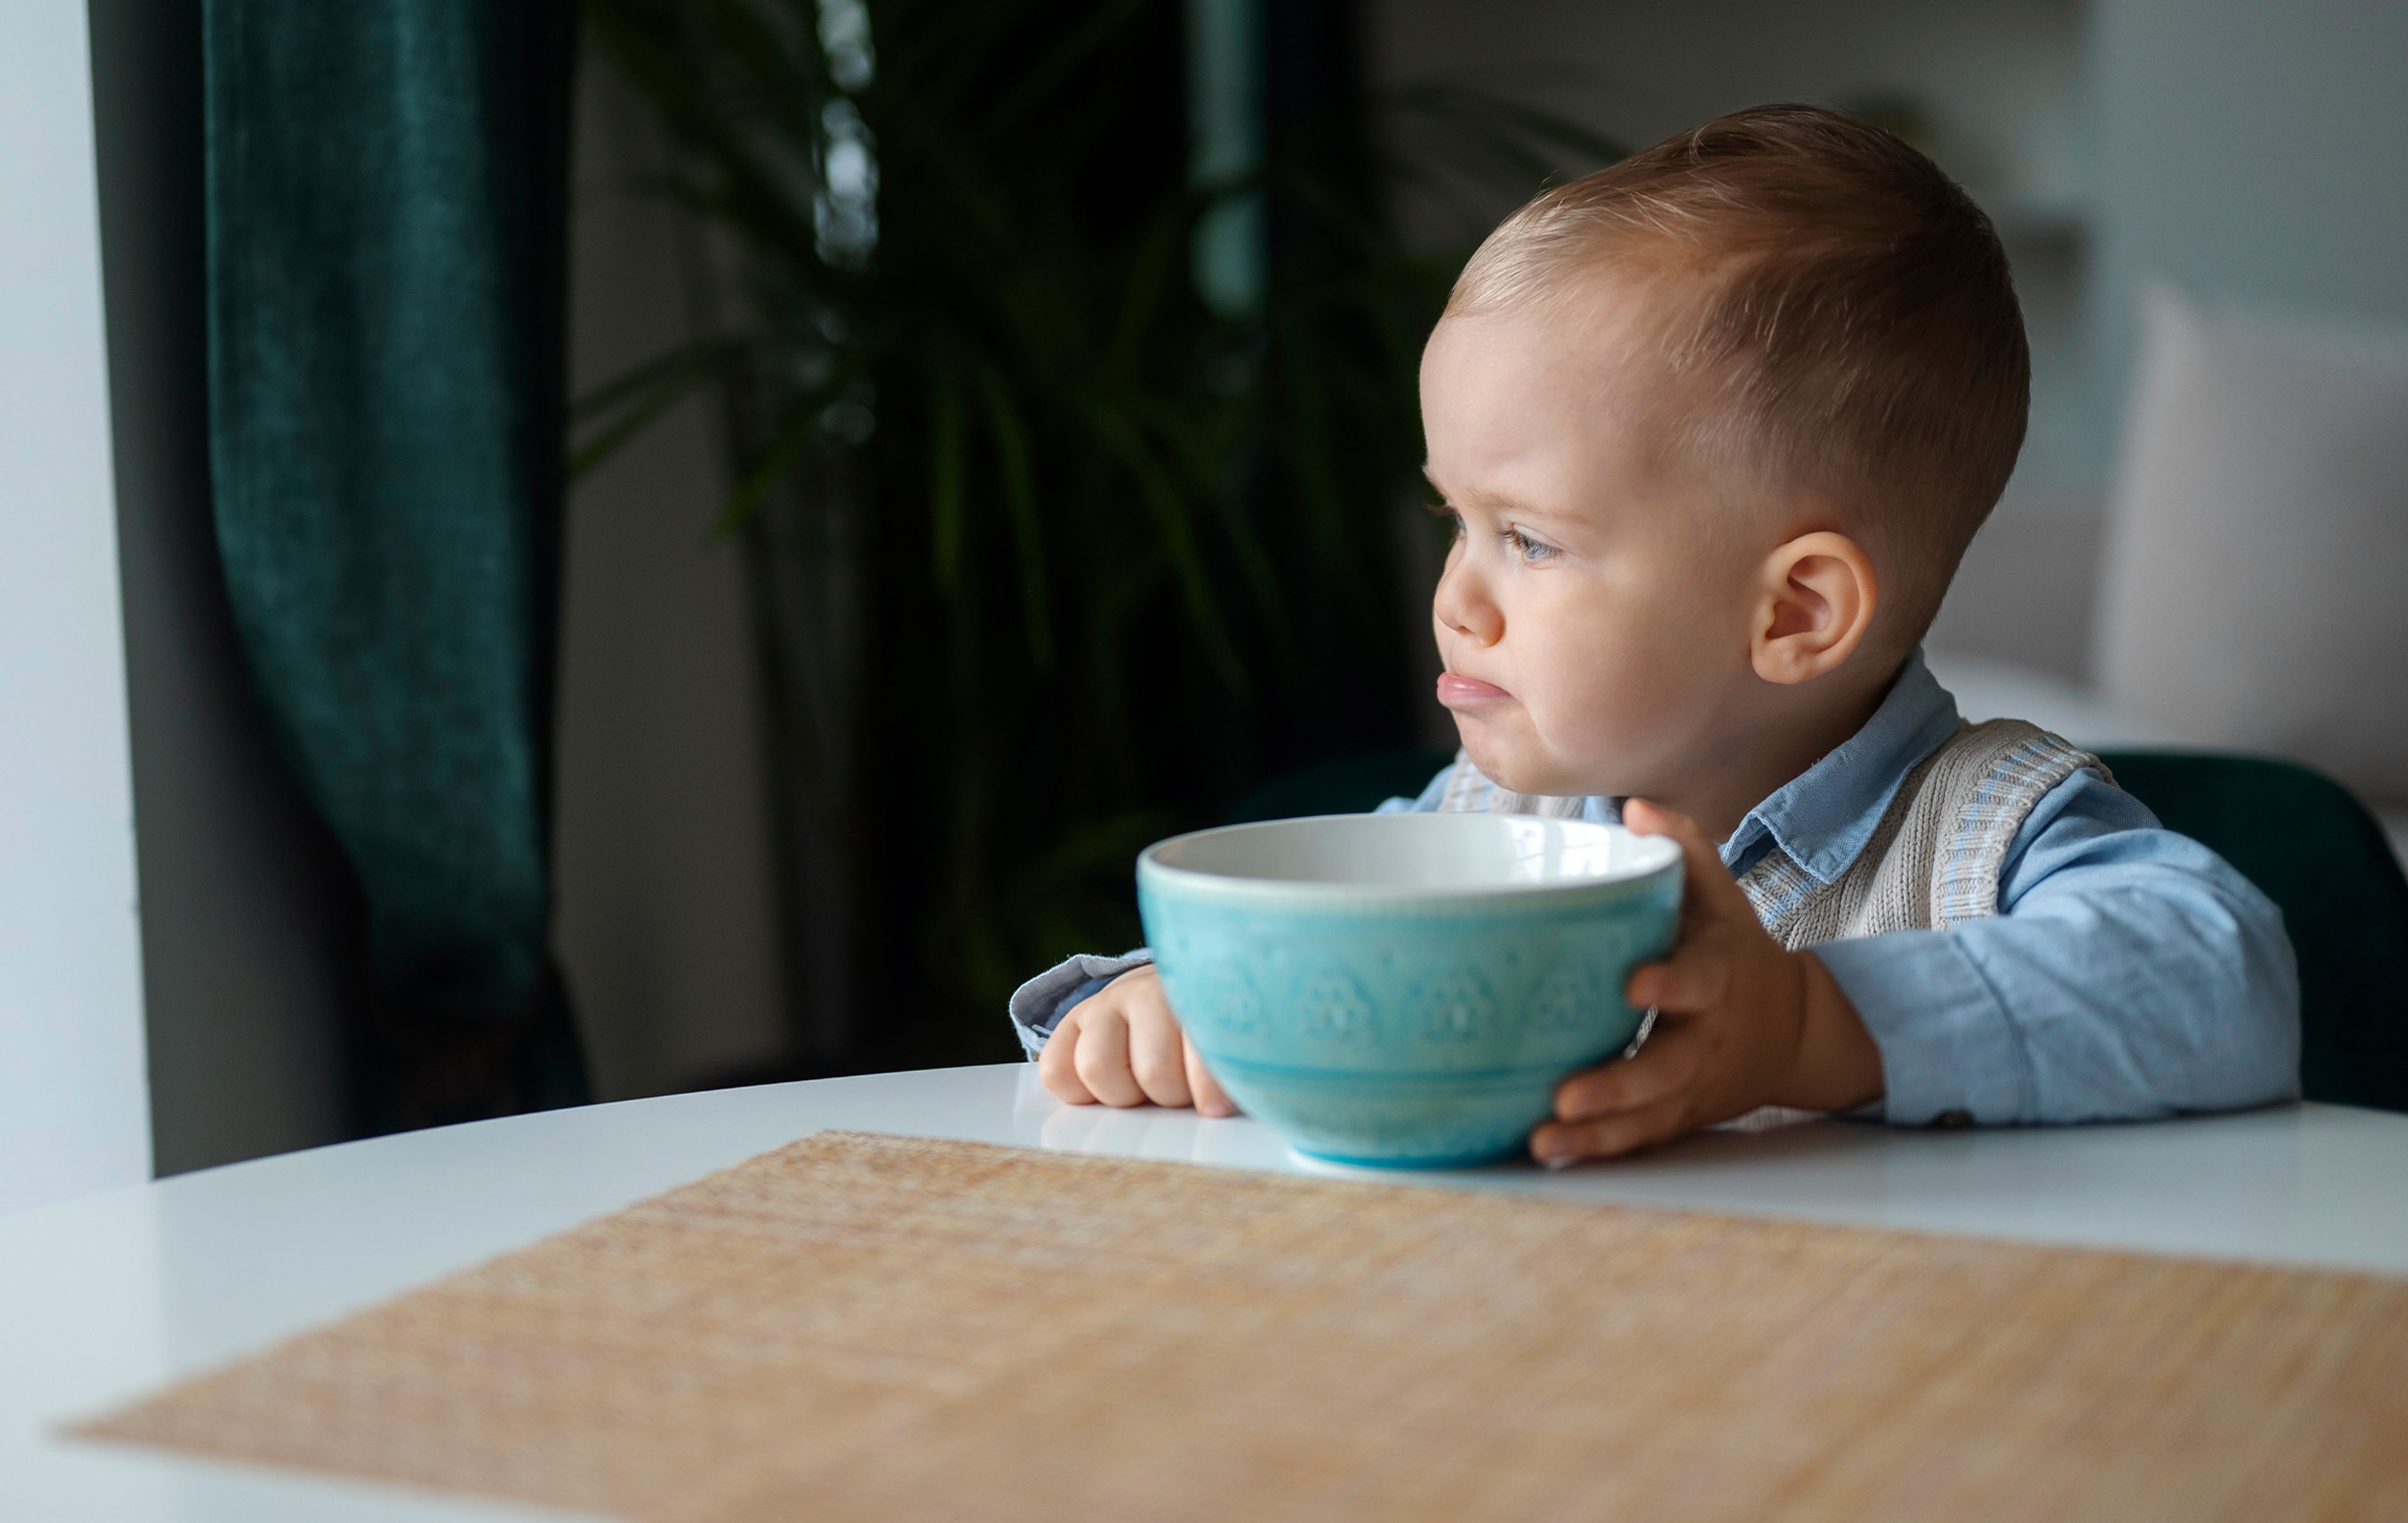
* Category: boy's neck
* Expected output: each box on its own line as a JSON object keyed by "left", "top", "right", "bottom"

{"left": 1657, "top": 657, "right": 1904, "bottom": 845}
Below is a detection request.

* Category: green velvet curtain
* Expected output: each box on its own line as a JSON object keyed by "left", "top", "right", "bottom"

{"left": 203, "top": 0, "right": 583, "bottom": 1130}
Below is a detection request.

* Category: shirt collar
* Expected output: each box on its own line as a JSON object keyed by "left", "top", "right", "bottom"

{"left": 1715, "top": 649, "right": 1963, "bottom": 884}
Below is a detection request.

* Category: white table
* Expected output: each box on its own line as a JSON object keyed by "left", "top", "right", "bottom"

{"left": 6, "top": 1063, "right": 2406, "bottom": 1521}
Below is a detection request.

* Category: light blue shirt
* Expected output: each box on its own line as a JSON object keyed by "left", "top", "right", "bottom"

{"left": 1008, "top": 652, "right": 2302, "bottom": 1125}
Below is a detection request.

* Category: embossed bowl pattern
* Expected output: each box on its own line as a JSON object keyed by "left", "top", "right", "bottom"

{"left": 1136, "top": 814, "right": 1682, "bottom": 1167}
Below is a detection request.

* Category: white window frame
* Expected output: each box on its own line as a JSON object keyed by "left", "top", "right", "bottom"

{"left": 0, "top": 1, "right": 152, "bottom": 1214}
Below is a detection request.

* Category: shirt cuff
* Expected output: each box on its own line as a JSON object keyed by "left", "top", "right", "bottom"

{"left": 1809, "top": 933, "right": 2031, "bottom": 1126}
{"left": 1004, "top": 949, "right": 1154, "bottom": 1059}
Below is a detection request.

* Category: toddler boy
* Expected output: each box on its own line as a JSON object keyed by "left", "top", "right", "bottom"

{"left": 1011, "top": 105, "right": 2299, "bottom": 1163}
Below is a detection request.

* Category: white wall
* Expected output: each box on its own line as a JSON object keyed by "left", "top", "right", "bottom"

{"left": 2088, "top": 0, "right": 2408, "bottom": 408}
{"left": 0, "top": 3, "right": 150, "bottom": 1213}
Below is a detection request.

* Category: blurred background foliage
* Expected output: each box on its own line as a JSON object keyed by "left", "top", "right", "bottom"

{"left": 575, "top": 0, "right": 1612, "bottom": 1070}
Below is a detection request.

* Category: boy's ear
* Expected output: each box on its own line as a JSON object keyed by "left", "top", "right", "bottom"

{"left": 1749, "top": 531, "right": 1878, "bottom": 685}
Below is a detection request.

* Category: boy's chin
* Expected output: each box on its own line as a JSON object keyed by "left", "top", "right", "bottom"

{"left": 1457, "top": 724, "right": 1617, "bottom": 801}
{"left": 1455, "top": 730, "right": 1558, "bottom": 799}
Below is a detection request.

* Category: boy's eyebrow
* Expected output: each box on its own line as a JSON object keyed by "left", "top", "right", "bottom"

{"left": 1420, "top": 464, "right": 1581, "bottom": 525}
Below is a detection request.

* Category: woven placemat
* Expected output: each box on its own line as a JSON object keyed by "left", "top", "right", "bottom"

{"left": 71, "top": 1131, "right": 2408, "bottom": 1521}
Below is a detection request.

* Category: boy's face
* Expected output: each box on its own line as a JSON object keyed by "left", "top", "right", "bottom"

{"left": 1418, "top": 287, "right": 1770, "bottom": 800}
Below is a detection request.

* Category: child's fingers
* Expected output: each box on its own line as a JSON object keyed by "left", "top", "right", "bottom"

{"left": 1626, "top": 941, "right": 1733, "bottom": 1012}
{"left": 1126, "top": 1003, "right": 1195, "bottom": 1108}
{"left": 1185, "top": 1036, "right": 1237, "bottom": 1118}
{"left": 1071, "top": 1005, "right": 1147, "bottom": 1107}
{"left": 1553, "top": 1019, "right": 1706, "bottom": 1122}
{"left": 1530, "top": 1090, "right": 1691, "bottom": 1164}
{"left": 1037, "top": 1008, "right": 1097, "bottom": 1104}
{"left": 1619, "top": 795, "right": 1701, "bottom": 847}
{"left": 1623, "top": 798, "right": 1756, "bottom": 921}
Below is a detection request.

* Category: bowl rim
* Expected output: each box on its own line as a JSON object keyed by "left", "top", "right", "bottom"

{"left": 1136, "top": 812, "right": 1683, "bottom": 907}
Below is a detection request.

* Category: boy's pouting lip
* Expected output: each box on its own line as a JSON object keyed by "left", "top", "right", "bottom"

{"left": 1434, "top": 671, "right": 1509, "bottom": 707}
{"left": 1008, "top": 105, "right": 2301, "bottom": 1163}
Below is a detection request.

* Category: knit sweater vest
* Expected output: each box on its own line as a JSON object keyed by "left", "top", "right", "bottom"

{"left": 1432, "top": 719, "right": 2110, "bottom": 947}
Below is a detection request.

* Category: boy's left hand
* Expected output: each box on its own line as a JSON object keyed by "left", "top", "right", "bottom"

{"left": 1530, "top": 798, "right": 1886, "bottom": 1165}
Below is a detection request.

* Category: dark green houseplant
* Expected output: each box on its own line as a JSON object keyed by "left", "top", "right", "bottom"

{"left": 577, "top": 0, "right": 1613, "bottom": 1070}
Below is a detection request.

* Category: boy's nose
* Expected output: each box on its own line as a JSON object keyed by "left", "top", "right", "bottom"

{"left": 1434, "top": 561, "right": 1504, "bottom": 647}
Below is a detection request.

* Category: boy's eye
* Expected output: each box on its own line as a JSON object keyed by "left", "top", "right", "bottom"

{"left": 1505, "top": 528, "right": 1559, "bottom": 564}
{"left": 1424, "top": 500, "right": 1466, "bottom": 539}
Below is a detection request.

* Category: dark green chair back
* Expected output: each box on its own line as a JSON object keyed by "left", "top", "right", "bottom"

{"left": 1229, "top": 746, "right": 2408, "bottom": 1113}
{"left": 2098, "top": 752, "right": 2408, "bottom": 1114}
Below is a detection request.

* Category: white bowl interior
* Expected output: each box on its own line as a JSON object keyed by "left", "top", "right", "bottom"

{"left": 1146, "top": 814, "right": 1680, "bottom": 892}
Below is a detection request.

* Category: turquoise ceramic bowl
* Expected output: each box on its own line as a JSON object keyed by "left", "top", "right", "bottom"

{"left": 1137, "top": 813, "right": 1682, "bottom": 1167}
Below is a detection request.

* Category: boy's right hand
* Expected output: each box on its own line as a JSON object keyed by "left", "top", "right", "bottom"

{"left": 1037, "top": 965, "right": 1237, "bottom": 1117}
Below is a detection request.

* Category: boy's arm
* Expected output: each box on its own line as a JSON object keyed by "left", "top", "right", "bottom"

{"left": 1812, "top": 769, "right": 2302, "bottom": 1125}
{"left": 1538, "top": 778, "right": 2298, "bottom": 1162}
{"left": 1007, "top": 951, "right": 1152, "bottom": 1058}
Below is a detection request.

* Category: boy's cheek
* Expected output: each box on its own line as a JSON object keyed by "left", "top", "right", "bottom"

{"left": 1515, "top": 671, "right": 1707, "bottom": 797}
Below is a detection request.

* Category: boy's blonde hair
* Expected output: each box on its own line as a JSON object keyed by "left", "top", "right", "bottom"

{"left": 1449, "top": 104, "right": 2029, "bottom": 640}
